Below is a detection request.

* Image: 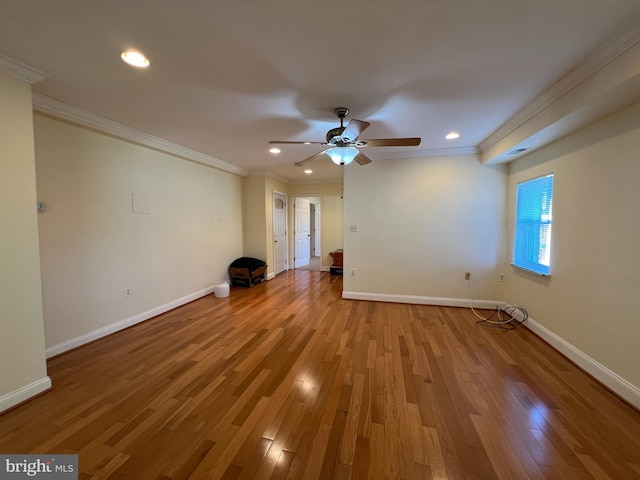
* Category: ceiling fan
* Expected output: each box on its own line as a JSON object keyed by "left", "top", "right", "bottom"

{"left": 269, "top": 107, "right": 421, "bottom": 167}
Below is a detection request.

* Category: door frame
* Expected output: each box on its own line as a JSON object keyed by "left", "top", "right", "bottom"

{"left": 272, "top": 191, "right": 289, "bottom": 276}
{"left": 291, "top": 194, "right": 323, "bottom": 271}
{"left": 310, "top": 203, "right": 319, "bottom": 256}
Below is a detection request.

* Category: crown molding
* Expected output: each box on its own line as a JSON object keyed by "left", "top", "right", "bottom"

{"left": 0, "top": 53, "right": 50, "bottom": 84}
{"left": 32, "top": 93, "right": 248, "bottom": 177}
{"left": 480, "top": 16, "right": 640, "bottom": 153}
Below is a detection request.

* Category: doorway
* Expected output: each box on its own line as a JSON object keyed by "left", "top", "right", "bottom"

{"left": 293, "top": 195, "right": 322, "bottom": 271}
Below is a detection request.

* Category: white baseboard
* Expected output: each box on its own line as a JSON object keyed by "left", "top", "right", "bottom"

{"left": 46, "top": 286, "right": 215, "bottom": 358}
{"left": 0, "top": 377, "right": 52, "bottom": 413}
{"left": 342, "top": 291, "right": 502, "bottom": 309}
{"left": 524, "top": 317, "right": 640, "bottom": 409}
{"left": 321, "top": 266, "right": 330, "bottom": 272}
{"left": 266, "top": 271, "right": 276, "bottom": 281}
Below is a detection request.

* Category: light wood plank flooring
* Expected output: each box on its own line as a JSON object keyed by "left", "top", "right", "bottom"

{"left": 297, "top": 256, "right": 322, "bottom": 272}
{"left": 1, "top": 270, "right": 639, "bottom": 479}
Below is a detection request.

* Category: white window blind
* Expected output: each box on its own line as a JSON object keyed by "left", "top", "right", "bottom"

{"left": 513, "top": 174, "right": 553, "bottom": 275}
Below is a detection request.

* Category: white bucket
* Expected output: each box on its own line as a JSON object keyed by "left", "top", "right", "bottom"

{"left": 213, "top": 281, "right": 230, "bottom": 298}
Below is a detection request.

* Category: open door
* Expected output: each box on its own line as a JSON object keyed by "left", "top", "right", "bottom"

{"left": 294, "top": 197, "right": 311, "bottom": 268}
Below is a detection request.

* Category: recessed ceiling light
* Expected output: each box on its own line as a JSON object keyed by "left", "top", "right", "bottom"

{"left": 304, "top": 169, "right": 313, "bottom": 175}
{"left": 269, "top": 147, "right": 281, "bottom": 154}
{"left": 304, "top": 142, "right": 311, "bottom": 145}
{"left": 445, "top": 132, "right": 460, "bottom": 140}
{"left": 121, "top": 50, "right": 150, "bottom": 68}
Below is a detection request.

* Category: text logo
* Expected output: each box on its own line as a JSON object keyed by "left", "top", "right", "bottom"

{"left": 0, "top": 455, "right": 77, "bottom": 479}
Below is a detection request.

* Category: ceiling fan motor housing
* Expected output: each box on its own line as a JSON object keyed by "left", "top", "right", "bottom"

{"left": 326, "top": 107, "right": 350, "bottom": 144}
{"left": 326, "top": 126, "right": 346, "bottom": 144}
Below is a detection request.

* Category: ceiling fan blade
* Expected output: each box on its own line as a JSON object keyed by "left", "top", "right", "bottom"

{"left": 340, "top": 119, "right": 370, "bottom": 142}
{"left": 269, "top": 140, "right": 325, "bottom": 145}
{"left": 358, "top": 137, "right": 421, "bottom": 147}
{"left": 354, "top": 151, "right": 372, "bottom": 165}
{"left": 294, "top": 150, "right": 327, "bottom": 167}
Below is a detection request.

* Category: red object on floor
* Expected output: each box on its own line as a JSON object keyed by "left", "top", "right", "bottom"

{"left": 329, "top": 250, "right": 343, "bottom": 267}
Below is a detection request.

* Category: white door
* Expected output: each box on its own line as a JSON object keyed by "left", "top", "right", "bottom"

{"left": 273, "top": 193, "right": 287, "bottom": 275}
{"left": 294, "top": 198, "right": 311, "bottom": 268}
{"left": 313, "top": 203, "right": 321, "bottom": 256}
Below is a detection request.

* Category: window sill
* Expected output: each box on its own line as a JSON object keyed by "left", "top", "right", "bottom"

{"left": 510, "top": 264, "right": 550, "bottom": 277}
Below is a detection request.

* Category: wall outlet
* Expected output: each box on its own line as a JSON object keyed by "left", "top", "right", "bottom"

{"left": 498, "top": 273, "right": 505, "bottom": 282}
{"left": 464, "top": 272, "right": 471, "bottom": 280}
{"left": 125, "top": 287, "right": 132, "bottom": 297}
{"left": 351, "top": 268, "right": 356, "bottom": 276}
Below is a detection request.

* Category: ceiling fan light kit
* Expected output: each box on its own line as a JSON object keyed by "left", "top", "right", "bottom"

{"left": 327, "top": 146, "right": 359, "bottom": 166}
{"left": 269, "top": 107, "right": 421, "bottom": 168}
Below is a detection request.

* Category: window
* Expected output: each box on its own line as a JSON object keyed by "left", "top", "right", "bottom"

{"left": 513, "top": 174, "right": 554, "bottom": 275}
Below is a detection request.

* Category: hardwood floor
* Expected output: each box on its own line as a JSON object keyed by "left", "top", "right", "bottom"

{"left": 297, "top": 256, "right": 322, "bottom": 272}
{"left": 1, "top": 270, "right": 639, "bottom": 479}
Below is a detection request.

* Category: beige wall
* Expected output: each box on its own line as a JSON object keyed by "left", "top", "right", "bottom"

{"left": 506, "top": 101, "right": 640, "bottom": 392}
{"left": 343, "top": 155, "right": 508, "bottom": 300}
{"left": 35, "top": 114, "right": 243, "bottom": 351}
{"left": 0, "top": 73, "right": 50, "bottom": 410}
{"left": 242, "top": 176, "right": 268, "bottom": 263}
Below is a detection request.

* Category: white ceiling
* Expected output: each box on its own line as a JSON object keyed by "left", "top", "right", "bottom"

{"left": 2, "top": 0, "right": 640, "bottom": 183}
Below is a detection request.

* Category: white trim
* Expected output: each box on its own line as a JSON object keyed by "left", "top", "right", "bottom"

{"left": 0, "top": 377, "right": 52, "bottom": 413}
{"left": 480, "top": 16, "right": 640, "bottom": 153}
{"left": 0, "top": 54, "right": 50, "bottom": 84}
{"left": 342, "top": 291, "right": 501, "bottom": 309}
{"left": 46, "top": 286, "right": 215, "bottom": 358}
{"left": 524, "top": 316, "right": 640, "bottom": 409}
{"left": 32, "top": 94, "right": 248, "bottom": 177}
{"left": 266, "top": 271, "right": 276, "bottom": 281}
{"left": 321, "top": 266, "right": 331, "bottom": 272}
